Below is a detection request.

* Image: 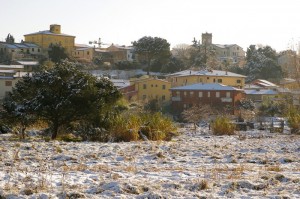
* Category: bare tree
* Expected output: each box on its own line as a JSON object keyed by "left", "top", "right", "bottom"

{"left": 181, "top": 104, "right": 213, "bottom": 130}
{"left": 171, "top": 44, "right": 193, "bottom": 67}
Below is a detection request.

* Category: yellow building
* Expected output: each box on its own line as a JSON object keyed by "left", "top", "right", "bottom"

{"left": 72, "top": 44, "right": 94, "bottom": 63}
{"left": 279, "top": 78, "right": 300, "bottom": 90}
{"left": 24, "top": 24, "right": 75, "bottom": 55}
{"left": 166, "top": 69, "right": 245, "bottom": 89}
{"left": 131, "top": 77, "right": 171, "bottom": 102}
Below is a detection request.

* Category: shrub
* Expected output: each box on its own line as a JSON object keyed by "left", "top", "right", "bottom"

{"left": 211, "top": 116, "right": 235, "bottom": 135}
{"left": 287, "top": 107, "right": 300, "bottom": 134}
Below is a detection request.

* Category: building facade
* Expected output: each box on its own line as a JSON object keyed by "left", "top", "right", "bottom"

{"left": 131, "top": 78, "right": 171, "bottom": 102}
{"left": 0, "top": 42, "right": 43, "bottom": 61}
{"left": 72, "top": 44, "right": 94, "bottom": 63}
{"left": 166, "top": 69, "right": 245, "bottom": 89}
{"left": 200, "top": 33, "right": 245, "bottom": 65}
{"left": 170, "top": 83, "right": 245, "bottom": 115}
{"left": 24, "top": 24, "right": 75, "bottom": 55}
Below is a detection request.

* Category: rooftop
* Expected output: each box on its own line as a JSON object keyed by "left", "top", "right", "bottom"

{"left": 245, "top": 89, "right": 278, "bottom": 95}
{"left": 166, "top": 69, "right": 246, "bottom": 78}
{"left": 24, "top": 30, "right": 75, "bottom": 37}
{"left": 170, "top": 83, "right": 242, "bottom": 91}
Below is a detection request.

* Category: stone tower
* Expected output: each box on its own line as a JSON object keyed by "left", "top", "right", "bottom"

{"left": 50, "top": 24, "right": 61, "bottom": 34}
{"left": 202, "top": 32, "right": 212, "bottom": 45}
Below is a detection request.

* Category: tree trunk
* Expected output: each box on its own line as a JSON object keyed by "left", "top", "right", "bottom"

{"left": 20, "top": 125, "right": 26, "bottom": 139}
{"left": 147, "top": 54, "right": 150, "bottom": 75}
{"left": 51, "top": 122, "right": 59, "bottom": 140}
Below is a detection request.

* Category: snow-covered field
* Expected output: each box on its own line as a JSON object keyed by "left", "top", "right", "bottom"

{"left": 0, "top": 127, "right": 299, "bottom": 199}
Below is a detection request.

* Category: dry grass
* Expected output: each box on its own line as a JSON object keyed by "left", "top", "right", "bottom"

{"left": 265, "top": 164, "right": 282, "bottom": 172}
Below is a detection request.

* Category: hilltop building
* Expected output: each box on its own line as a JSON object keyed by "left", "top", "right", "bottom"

{"left": 24, "top": 24, "right": 75, "bottom": 55}
{"left": 201, "top": 33, "right": 245, "bottom": 64}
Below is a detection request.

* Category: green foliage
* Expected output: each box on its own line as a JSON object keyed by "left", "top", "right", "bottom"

{"left": 161, "top": 57, "right": 185, "bottom": 73}
{"left": 286, "top": 106, "right": 300, "bottom": 134}
{"left": 3, "top": 60, "right": 121, "bottom": 139}
{"left": 244, "top": 45, "right": 283, "bottom": 82}
{"left": 48, "top": 44, "right": 68, "bottom": 63}
{"left": 132, "top": 36, "right": 171, "bottom": 74}
{"left": 5, "top": 33, "right": 15, "bottom": 44}
{"left": 211, "top": 116, "right": 235, "bottom": 135}
{"left": 189, "top": 37, "right": 219, "bottom": 69}
{"left": 114, "top": 60, "right": 140, "bottom": 70}
{"left": 258, "top": 101, "right": 286, "bottom": 117}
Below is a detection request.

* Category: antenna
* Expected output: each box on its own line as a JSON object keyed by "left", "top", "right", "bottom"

{"left": 89, "top": 37, "right": 102, "bottom": 48}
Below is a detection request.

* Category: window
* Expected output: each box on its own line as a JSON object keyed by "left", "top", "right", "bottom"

{"left": 38, "top": 48, "right": 40, "bottom": 52}
{"left": 176, "top": 91, "right": 180, "bottom": 96}
{"left": 184, "top": 91, "right": 187, "bottom": 96}
{"left": 207, "top": 77, "right": 209, "bottom": 80}
{"left": 143, "top": 84, "right": 147, "bottom": 89}
{"left": 218, "top": 79, "right": 222, "bottom": 83}
{"left": 5, "top": 81, "right": 12, "bottom": 86}
{"left": 216, "top": 92, "right": 220, "bottom": 98}
{"left": 183, "top": 104, "right": 187, "bottom": 109}
{"left": 190, "top": 91, "right": 194, "bottom": 96}
{"left": 226, "top": 92, "right": 231, "bottom": 98}
{"left": 162, "top": 95, "right": 165, "bottom": 101}
{"left": 237, "top": 79, "right": 241, "bottom": 83}
{"left": 199, "top": 92, "right": 203, "bottom": 97}
{"left": 87, "top": 51, "right": 90, "bottom": 55}
{"left": 155, "top": 85, "right": 158, "bottom": 87}
{"left": 162, "top": 85, "right": 166, "bottom": 90}
{"left": 32, "top": 48, "right": 34, "bottom": 52}
{"left": 151, "top": 84, "right": 153, "bottom": 87}
{"left": 207, "top": 92, "right": 210, "bottom": 97}
{"left": 143, "top": 95, "right": 147, "bottom": 100}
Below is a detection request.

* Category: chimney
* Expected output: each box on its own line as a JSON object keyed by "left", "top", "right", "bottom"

{"left": 50, "top": 24, "right": 61, "bottom": 34}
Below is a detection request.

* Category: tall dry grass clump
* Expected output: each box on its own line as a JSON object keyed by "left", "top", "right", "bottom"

{"left": 286, "top": 107, "right": 300, "bottom": 134}
{"left": 109, "top": 112, "right": 177, "bottom": 142}
{"left": 109, "top": 114, "right": 141, "bottom": 142}
{"left": 211, "top": 116, "right": 235, "bottom": 135}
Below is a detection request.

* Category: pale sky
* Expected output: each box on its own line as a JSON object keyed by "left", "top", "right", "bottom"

{"left": 1, "top": 0, "right": 299, "bottom": 52}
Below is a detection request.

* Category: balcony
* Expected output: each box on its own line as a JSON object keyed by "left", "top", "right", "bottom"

{"left": 172, "top": 96, "right": 181, "bottom": 101}
{"left": 221, "top": 97, "right": 232, "bottom": 102}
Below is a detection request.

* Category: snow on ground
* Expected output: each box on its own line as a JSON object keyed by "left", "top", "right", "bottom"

{"left": 0, "top": 127, "right": 299, "bottom": 199}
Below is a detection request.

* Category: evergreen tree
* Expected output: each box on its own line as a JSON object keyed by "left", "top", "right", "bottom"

{"left": 244, "top": 45, "right": 283, "bottom": 82}
{"left": 132, "top": 36, "right": 171, "bottom": 75}
{"left": 2, "top": 60, "right": 121, "bottom": 139}
{"left": 48, "top": 43, "right": 69, "bottom": 63}
{"left": 5, "top": 33, "right": 15, "bottom": 44}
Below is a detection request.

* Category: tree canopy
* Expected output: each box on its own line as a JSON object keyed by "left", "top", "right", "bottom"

{"left": 5, "top": 33, "right": 15, "bottom": 44}
{"left": 48, "top": 43, "right": 69, "bottom": 63}
{"left": 244, "top": 45, "right": 283, "bottom": 82}
{"left": 132, "top": 36, "right": 171, "bottom": 74}
{"left": 3, "top": 60, "right": 121, "bottom": 139}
